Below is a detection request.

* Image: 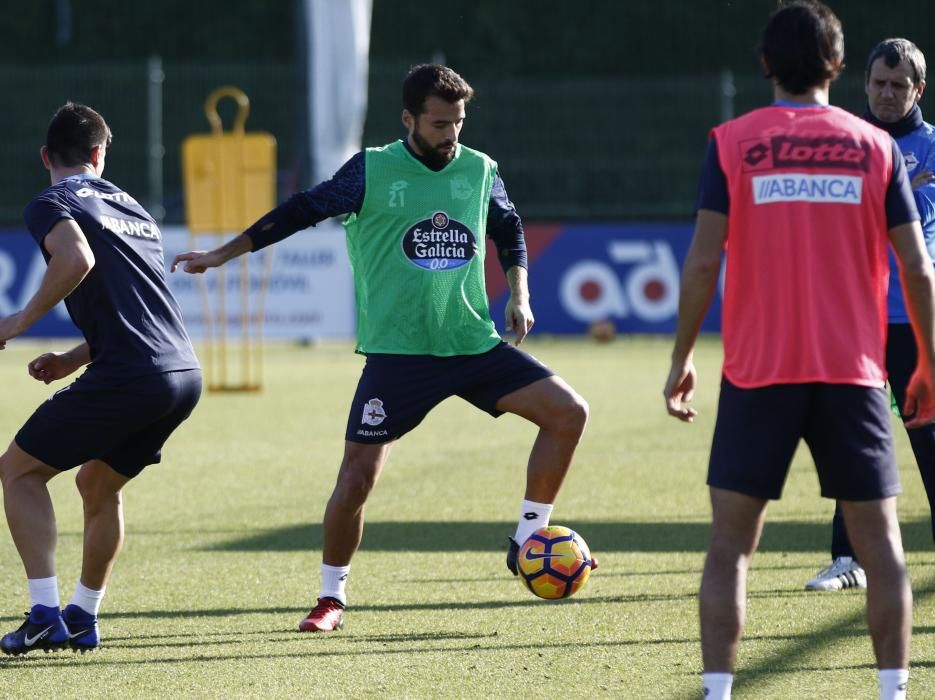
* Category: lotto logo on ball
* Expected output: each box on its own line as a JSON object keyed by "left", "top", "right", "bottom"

{"left": 517, "top": 526, "right": 593, "bottom": 599}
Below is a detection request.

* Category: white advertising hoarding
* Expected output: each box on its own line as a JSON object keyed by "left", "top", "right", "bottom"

{"left": 163, "top": 223, "right": 354, "bottom": 340}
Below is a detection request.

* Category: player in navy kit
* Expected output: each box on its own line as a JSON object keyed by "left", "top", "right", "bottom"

{"left": 0, "top": 103, "right": 201, "bottom": 655}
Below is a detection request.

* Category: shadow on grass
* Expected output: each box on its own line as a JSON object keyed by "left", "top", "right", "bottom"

{"left": 204, "top": 518, "right": 935, "bottom": 554}
{"left": 6, "top": 623, "right": 933, "bottom": 671}
{"left": 102, "top": 631, "right": 497, "bottom": 651}
{"left": 28, "top": 594, "right": 663, "bottom": 623}
{"left": 3, "top": 592, "right": 934, "bottom": 676}
{"left": 731, "top": 581, "right": 935, "bottom": 693}
{"left": 0, "top": 639, "right": 689, "bottom": 669}
{"left": 403, "top": 559, "right": 919, "bottom": 583}
{"left": 10, "top": 583, "right": 932, "bottom": 631}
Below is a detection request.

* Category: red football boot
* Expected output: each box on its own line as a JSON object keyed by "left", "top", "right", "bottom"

{"left": 298, "top": 597, "right": 345, "bottom": 632}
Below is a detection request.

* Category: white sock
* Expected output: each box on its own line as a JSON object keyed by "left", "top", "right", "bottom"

{"left": 702, "top": 673, "right": 733, "bottom": 700}
{"left": 879, "top": 669, "right": 909, "bottom": 700}
{"left": 513, "top": 499, "right": 553, "bottom": 545}
{"left": 27, "top": 576, "right": 60, "bottom": 609}
{"left": 320, "top": 564, "right": 350, "bottom": 606}
{"left": 69, "top": 580, "right": 106, "bottom": 616}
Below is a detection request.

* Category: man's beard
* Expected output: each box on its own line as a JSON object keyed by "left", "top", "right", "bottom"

{"left": 412, "top": 130, "right": 455, "bottom": 169}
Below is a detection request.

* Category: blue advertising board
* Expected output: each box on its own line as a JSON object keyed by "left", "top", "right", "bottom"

{"left": 2, "top": 222, "right": 722, "bottom": 338}
{"left": 0, "top": 229, "right": 74, "bottom": 336}
{"left": 486, "top": 222, "right": 723, "bottom": 334}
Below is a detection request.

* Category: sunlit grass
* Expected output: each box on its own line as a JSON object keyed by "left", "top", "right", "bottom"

{"left": 0, "top": 337, "right": 932, "bottom": 698}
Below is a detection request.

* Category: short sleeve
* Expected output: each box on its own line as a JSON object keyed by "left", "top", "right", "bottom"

{"left": 695, "top": 136, "right": 729, "bottom": 214}
{"left": 23, "top": 191, "right": 73, "bottom": 248}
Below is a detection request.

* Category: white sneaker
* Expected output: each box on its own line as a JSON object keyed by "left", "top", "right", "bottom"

{"left": 804, "top": 557, "right": 867, "bottom": 591}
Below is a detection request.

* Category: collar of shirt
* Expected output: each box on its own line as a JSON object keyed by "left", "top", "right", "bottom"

{"left": 771, "top": 100, "right": 829, "bottom": 109}
{"left": 862, "top": 103, "right": 924, "bottom": 138}
{"left": 61, "top": 173, "right": 101, "bottom": 183}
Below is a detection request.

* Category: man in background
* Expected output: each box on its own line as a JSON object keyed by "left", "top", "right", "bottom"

{"left": 805, "top": 36, "right": 935, "bottom": 592}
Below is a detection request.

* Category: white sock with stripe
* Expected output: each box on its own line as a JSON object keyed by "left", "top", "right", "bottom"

{"left": 702, "top": 673, "right": 733, "bottom": 700}
{"left": 879, "top": 669, "right": 909, "bottom": 700}
{"left": 513, "top": 499, "right": 554, "bottom": 545}
{"left": 320, "top": 564, "right": 350, "bottom": 606}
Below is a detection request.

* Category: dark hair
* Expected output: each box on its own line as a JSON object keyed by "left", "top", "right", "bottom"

{"left": 759, "top": 1, "right": 844, "bottom": 95}
{"left": 402, "top": 64, "right": 474, "bottom": 116}
{"left": 45, "top": 102, "right": 113, "bottom": 167}
{"left": 865, "top": 38, "right": 926, "bottom": 85}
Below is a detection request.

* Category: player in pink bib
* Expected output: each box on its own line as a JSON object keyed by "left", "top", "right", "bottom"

{"left": 663, "top": 3, "right": 935, "bottom": 699}
{"left": 714, "top": 106, "right": 895, "bottom": 388}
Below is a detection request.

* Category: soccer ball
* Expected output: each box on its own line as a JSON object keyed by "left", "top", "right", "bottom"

{"left": 517, "top": 525, "right": 593, "bottom": 599}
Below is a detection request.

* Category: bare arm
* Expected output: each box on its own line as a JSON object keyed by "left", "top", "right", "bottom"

{"left": 503, "top": 265, "right": 533, "bottom": 345}
{"left": 171, "top": 233, "right": 253, "bottom": 274}
{"left": 28, "top": 342, "right": 91, "bottom": 384}
{"left": 0, "top": 219, "right": 94, "bottom": 348}
{"left": 889, "top": 220, "right": 935, "bottom": 426}
{"left": 62, "top": 342, "right": 91, "bottom": 366}
{"left": 664, "top": 209, "right": 727, "bottom": 422}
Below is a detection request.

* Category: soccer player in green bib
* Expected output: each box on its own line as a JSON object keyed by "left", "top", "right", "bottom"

{"left": 173, "top": 65, "right": 591, "bottom": 632}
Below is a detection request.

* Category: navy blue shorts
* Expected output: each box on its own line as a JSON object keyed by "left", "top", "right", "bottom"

{"left": 15, "top": 369, "right": 202, "bottom": 478}
{"left": 708, "top": 377, "right": 899, "bottom": 501}
{"left": 346, "top": 342, "right": 554, "bottom": 443}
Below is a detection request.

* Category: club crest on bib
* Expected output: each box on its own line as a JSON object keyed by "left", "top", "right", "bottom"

{"left": 401, "top": 211, "right": 477, "bottom": 271}
{"left": 450, "top": 175, "right": 473, "bottom": 200}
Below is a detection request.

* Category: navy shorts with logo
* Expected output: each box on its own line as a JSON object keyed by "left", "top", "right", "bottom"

{"left": 708, "top": 377, "right": 899, "bottom": 501}
{"left": 15, "top": 368, "right": 202, "bottom": 478}
{"left": 345, "top": 342, "right": 554, "bottom": 443}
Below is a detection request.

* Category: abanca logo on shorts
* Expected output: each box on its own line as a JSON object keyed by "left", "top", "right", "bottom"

{"left": 358, "top": 398, "right": 389, "bottom": 437}
{"left": 401, "top": 211, "right": 477, "bottom": 271}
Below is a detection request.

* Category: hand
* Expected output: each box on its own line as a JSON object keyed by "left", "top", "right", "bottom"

{"left": 0, "top": 312, "right": 27, "bottom": 349}
{"left": 504, "top": 296, "right": 534, "bottom": 345}
{"left": 27, "top": 351, "right": 81, "bottom": 384}
{"left": 903, "top": 366, "right": 935, "bottom": 428}
{"left": 664, "top": 360, "right": 699, "bottom": 422}
{"left": 171, "top": 250, "right": 216, "bottom": 274}
{"left": 911, "top": 169, "right": 935, "bottom": 190}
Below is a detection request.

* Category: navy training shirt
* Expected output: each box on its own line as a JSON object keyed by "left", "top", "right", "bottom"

{"left": 23, "top": 175, "right": 199, "bottom": 379}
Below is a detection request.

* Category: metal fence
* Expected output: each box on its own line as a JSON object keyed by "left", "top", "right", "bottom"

{"left": 0, "top": 62, "right": 152, "bottom": 225}
{"left": 0, "top": 61, "right": 883, "bottom": 228}
{"left": 0, "top": 60, "right": 302, "bottom": 227}
{"left": 363, "top": 65, "right": 879, "bottom": 220}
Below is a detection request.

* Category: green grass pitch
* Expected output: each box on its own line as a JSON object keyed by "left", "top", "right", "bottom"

{"left": 0, "top": 336, "right": 932, "bottom": 698}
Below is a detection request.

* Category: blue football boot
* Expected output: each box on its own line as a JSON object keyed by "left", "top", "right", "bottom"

{"left": 0, "top": 604, "right": 68, "bottom": 656}
{"left": 62, "top": 604, "right": 100, "bottom": 652}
